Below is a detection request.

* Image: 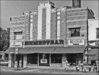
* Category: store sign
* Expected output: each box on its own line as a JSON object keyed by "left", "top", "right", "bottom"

{"left": 68, "top": 39, "right": 84, "bottom": 45}
{"left": 12, "top": 22, "right": 25, "bottom": 25}
{"left": 11, "top": 16, "right": 25, "bottom": 22}
{"left": 25, "top": 40, "right": 64, "bottom": 46}
{"left": 11, "top": 16, "right": 25, "bottom": 26}
{"left": 40, "top": 59, "right": 47, "bottom": 64}
{"left": 89, "top": 40, "right": 99, "bottom": 46}
{"left": 10, "top": 41, "right": 22, "bottom": 47}
{"left": 14, "top": 41, "right": 22, "bottom": 47}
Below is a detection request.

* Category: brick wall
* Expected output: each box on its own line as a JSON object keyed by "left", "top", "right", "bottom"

{"left": 66, "top": 8, "right": 88, "bottom": 46}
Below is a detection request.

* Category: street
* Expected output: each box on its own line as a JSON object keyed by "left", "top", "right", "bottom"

{"left": 0, "top": 70, "right": 98, "bottom": 75}
{"left": 0, "top": 66, "right": 99, "bottom": 75}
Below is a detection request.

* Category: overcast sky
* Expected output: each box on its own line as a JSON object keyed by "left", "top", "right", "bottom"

{"left": 0, "top": 0, "right": 99, "bottom": 30}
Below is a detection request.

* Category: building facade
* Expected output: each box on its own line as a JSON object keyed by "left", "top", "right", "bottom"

{"left": 87, "top": 19, "right": 99, "bottom": 65}
{"left": 6, "top": 1, "right": 95, "bottom": 68}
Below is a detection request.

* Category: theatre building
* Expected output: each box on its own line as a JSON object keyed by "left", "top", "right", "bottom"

{"left": 6, "top": 0, "right": 95, "bottom": 68}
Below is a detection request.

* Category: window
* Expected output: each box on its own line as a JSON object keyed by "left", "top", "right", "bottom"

{"left": 96, "top": 28, "right": 99, "bottom": 38}
{"left": 51, "top": 54, "right": 62, "bottom": 63}
{"left": 14, "top": 32, "right": 22, "bottom": 40}
{"left": 69, "top": 27, "right": 80, "bottom": 37}
{"left": 27, "top": 54, "right": 38, "bottom": 64}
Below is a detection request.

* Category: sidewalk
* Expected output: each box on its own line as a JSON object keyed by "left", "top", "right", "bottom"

{"left": 0, "top": 66, "right": 98, "bottom": 75}
{"left": 0, "top": 66, "right": 14, "bottom": 71}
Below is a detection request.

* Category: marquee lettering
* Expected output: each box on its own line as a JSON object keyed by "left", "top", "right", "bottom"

{"left": 25, "top": 40, "right": 64, "bottom": 46}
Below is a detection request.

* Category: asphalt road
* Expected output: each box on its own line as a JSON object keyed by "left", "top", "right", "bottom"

{"left": 0, "top": 71, "right": 76, "bottom": 75}
{"left": 0, "top": 71, "right": 98, "bottom": 75}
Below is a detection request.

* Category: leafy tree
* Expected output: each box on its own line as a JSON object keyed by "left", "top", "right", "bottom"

{"left": 0, "top": 27, "right": 10, "bottom": 51}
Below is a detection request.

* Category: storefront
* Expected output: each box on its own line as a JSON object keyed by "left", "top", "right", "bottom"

{"left": 87, "top": 46, "right": 99, "bottom": 65}
{"left": 6, "top": 46, "right": 85, "bottom": 68}
{"left": 27, "top": 53, "right": 62, "bottom": 67}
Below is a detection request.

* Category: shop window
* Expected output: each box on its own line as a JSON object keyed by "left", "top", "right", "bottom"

{"left": 39, "top": 54, "right": 49, "bottom": 66}
{"left": 91, "top": 60, "right": 96, "bottom": 66}
{"left": 67, "top": 54, "right": 76, "bottom": 65}
{"left": 96, "top": 28, "right": 99, "bottom": 38}
{"left": 69, "top": 27, "right": 80, "bottom": 37}
{"left": 14, "top": 32, "right": 23, "bottom": 40}
{"left": 27, "top": 54, "right": 38, "bottom": 64}
{"left": 0, "top": 55, "right": 2, "bottom": 59}
{"left": 51, "top": 54, "right": 62, "bottom": 63}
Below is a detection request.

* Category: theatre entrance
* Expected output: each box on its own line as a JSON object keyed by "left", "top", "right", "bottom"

{"left": 39, "top": 54, "right": 49, "bottom": 66}
{"left": 67, "top": 54, "right": 76, "bottom": 65}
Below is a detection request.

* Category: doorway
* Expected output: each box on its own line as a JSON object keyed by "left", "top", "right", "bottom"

{"left": 16, "top": 54, "right": 23, "bottom": 67}
{"left": 39, "top": 54, "right": 49, "bottom": 66}
{"left": 67, "top": 54, "right": 76, "bottom": 65}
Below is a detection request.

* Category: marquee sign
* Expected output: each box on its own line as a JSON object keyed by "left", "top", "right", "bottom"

{"left": 25, "top": 40, "right": 64, "bottom": 46}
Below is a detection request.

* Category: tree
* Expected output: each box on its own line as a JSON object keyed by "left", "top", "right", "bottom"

{"left": 0, "top": 27, "right": 10, "bottom": 51}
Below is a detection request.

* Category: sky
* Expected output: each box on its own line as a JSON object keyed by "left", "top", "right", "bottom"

{"left": 0, "top": 0, "right": 99, "bottom": 30}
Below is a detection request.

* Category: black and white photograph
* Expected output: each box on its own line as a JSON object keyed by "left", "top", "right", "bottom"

{"left": 0, "top": 0, "right": 99, "bottom": 75}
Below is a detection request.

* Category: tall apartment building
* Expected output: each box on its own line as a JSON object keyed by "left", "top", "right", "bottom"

{"left": 6, "top": 0, "right": 96, "bottom": 68}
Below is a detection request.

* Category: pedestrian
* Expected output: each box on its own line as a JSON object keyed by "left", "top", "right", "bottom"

{"left": 65, "top": 60, "right": 69, "bottom": 71}
{"left": 19, "top": 60, "right": 22, "bottom": 68}
{"left": 14, "top": 61, "right": 18, "bottom": 70}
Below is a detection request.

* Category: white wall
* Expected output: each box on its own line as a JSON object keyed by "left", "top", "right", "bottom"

{"left": 37, "top": 2, "right": 51, "bottom": 40}
{"left": 45, "top": 3, "right": 51, "bottom": 39}
{"left": 88, "top": 19, "right": 99, "bottom": 41}
{"left": 37, "top": 4, "right": 44, "bottom": 40}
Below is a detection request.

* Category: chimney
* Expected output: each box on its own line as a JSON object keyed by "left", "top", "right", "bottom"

{"left": 72, "top": 0, "right": 81, "bottom": 8}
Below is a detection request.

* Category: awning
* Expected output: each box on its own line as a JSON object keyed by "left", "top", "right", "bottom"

{"left": 5, "top": 47, "right": 54, "bottom": 54}
{"left": 87, "top": 48, "right": 99, "bottom": 60}
{"left": 5, "top": 46, "right": 86, "bottom": 54}
{"left": 53, "top": 46, "right": 85, "bottom": 54}
{"left": 88, "top": 55, "right": 99, "bottom": 61}
{"left": 87, "top": 48, "right": 99, "bottom": 55}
